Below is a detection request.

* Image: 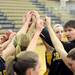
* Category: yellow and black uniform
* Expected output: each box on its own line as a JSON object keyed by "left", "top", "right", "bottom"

{"left": 40, "top": 27, "right": 73, "bottom": 75}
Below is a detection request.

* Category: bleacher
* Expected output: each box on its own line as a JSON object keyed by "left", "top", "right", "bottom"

{"left": 0, "top": 1, "right": 75, "bottom": 75}
{"left": 0, "top": 0, "right": 75, "bottom": 33}
{"left": 38, "top": 0, "right": 75, "bottom": 24}
{"left": 0, "top": 0, "right": 62, "bottom": 33}
{"left": 31, "top": 0, "right": 62, "bottom": 24}
{"left": 0, "top": 0, "right": 39, "bottom": 32}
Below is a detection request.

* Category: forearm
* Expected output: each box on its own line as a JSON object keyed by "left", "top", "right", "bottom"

{"left": 48, "top": 25, "right": 67, "bottom": 57}
{"left": 26, "top": 30, "right": 42, "bottom": 51}
{"left": 0, "top": 39, "right": 12, "bottom": 51}
{"left": 17, "top": 21, "right": 30, "bottom": 35}
{"left": 27, "top": 22, "right": 36, "bottom": 40}
{"left": 1, "top": 41, "right": 15, "bottom": 61}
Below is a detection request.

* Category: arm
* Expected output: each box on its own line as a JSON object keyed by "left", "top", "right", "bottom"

{"left": 0, "top": 39, "right": 12, "bottom": 51}
{"left": 0, "top": 32, "right": 16, "bottom": 51}
{"left": 26, "top": 18, "right": 44, "bottom": 51}
{"left": 26, "top": 30, "right": 42, "bottom": 51}
{"left": 45, "top": 17, "right": 70, "bottom": 68}
{"left": 2, "top": 41, "right": 16, "bottom": 61}
{"left": 16, "top": 11, "right": 32, "bottom": 35}
{"left": 1, "top": 11, "right": 32, "bottom": 61}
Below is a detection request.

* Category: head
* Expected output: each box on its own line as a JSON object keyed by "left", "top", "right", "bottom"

{"left": 53, "top": 24, "right": 64, "bottom": 41}
{"left": 0, "top": 34, "right": 8, "bottom": 44}
{"left": 67, "top": 48, "right": 75, "bottom": 72}
{"left": 64, "top": 20, "right": 75, "bottom": 41}
{"left": 0, "top": 30, "right": 13, "bottom": 44}
{"left": 14, "top": 34, "right": 30, "bottom": 52}
{"left": 13, "top": 51, "right": 40, "bottom": 75}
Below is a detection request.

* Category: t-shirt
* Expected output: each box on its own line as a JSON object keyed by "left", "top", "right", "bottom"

{"left": 35, "top": 37, "right": 46, "bottom": 75}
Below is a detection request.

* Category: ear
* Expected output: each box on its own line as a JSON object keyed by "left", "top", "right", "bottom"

{"left": 26, "top": 68, "right": 34, "bottom": 75}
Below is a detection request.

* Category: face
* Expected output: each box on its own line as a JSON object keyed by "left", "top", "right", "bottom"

{"left": 64, "top": 27, "right": 75, "bottom": 41}
{"left": 54, "top": 26, "right": 64, "bottom": 41}
{"left": 68, "top": 58, "right": 75, "bottom": 73}
{"left": 0, "top": 34, "right": 8, "bottom": 44}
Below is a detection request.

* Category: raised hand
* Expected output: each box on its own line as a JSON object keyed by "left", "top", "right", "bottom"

{"left": 29, "top": 10, "right": 44, "bottom": 31}
{"left": 45, "top": 16, "right": 51, "bottom": 29}
{"left": 31, "top": 10, "right": 40, "bottom": 20}
{"left": 22, "top": 11, "right": 32, "bottom": 24}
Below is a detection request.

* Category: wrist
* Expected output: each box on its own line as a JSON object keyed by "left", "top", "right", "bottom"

{"left": 35, "top": 29, "right": 42, "bottom": 36}
{"left": 47, "top": 25, "right": 52, "bottom": 30}
{"left": 36, "top": 28, "right": 43, "bottom": 32}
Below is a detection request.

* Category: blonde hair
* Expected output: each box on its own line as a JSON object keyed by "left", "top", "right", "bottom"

{"left": 13, "top": 33, "right": 30, "bottom": 54}
{"left": 53, "top": 24, "right": 63, "bottom": 30}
